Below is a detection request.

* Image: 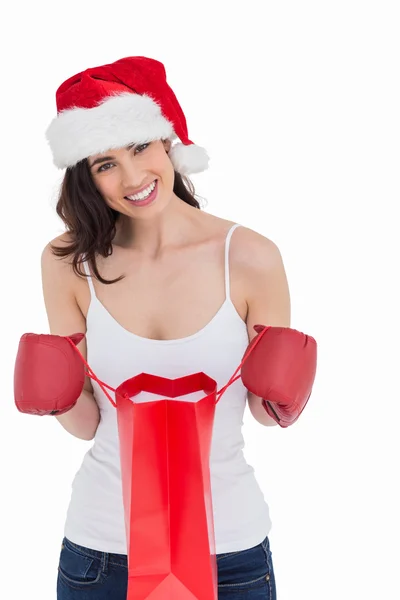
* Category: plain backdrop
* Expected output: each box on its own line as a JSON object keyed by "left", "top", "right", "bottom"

{"left": 1, "top": 1, "right": 399, "bottom": 599}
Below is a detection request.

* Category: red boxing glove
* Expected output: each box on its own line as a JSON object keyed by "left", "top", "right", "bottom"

{"left": 241, "top": 325, "right": 317, "bottom": 427}
{"left": 14, "top": 332, "right": 86, "bottom": 416}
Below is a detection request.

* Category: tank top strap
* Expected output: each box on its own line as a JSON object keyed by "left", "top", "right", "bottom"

{"left": 81, "top": 257, "right": 97, "bottom": 299}
{"left": 224, "top": 223, "right": 241, "bottom": 301}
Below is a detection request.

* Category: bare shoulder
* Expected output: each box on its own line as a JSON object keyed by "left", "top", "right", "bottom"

{"left": 40, "top": 231, "right": 83, "bottom": 308}
{"left": 230, "top": 225, "right": 291, "bottom": 328}
{"left": 230, "top": 225, "right": 285, "bottom": 274}
{"left": 41, "top": 232, "right": 77, "bottom": 277}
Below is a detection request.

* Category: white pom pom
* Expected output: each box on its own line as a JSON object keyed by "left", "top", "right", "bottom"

{"left": 168, "top": 142, "right": 209, "bottom": 175}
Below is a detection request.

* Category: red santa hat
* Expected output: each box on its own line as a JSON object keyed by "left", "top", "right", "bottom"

{"left": 45, "top": 56, "right": 209, "bottom": 175}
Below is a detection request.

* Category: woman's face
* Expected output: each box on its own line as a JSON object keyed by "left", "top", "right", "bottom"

{"left": 87, "top": 138, "right": 174, "bottom": 218}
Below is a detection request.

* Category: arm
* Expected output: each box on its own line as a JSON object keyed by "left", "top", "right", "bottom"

{"left": 41, "top": 238, "right": 100, "bottom": 441}
{"left": 241, "top": 230, "right": 291, "bottom": 426}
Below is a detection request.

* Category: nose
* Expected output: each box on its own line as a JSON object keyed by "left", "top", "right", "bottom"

{"left": 121, "top": 164, "right": 149, "bottom": 192}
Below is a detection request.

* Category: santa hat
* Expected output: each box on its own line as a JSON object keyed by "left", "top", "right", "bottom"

{"left": 45, "top": 56, "right": 209, "bottom": 175}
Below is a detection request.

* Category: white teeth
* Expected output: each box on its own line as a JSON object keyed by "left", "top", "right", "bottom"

{"left": 126, "top": 181, "right": 156, "bottom": 202}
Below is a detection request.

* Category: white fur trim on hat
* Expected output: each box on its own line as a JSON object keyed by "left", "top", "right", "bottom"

{"left": 45, "top": 92, "right": 175, "bottom": 169}
{"left": 168, "top": 142, "right": 209, "bottom": 175}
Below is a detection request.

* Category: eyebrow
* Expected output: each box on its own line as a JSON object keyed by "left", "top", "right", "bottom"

{"left": 89, "top": 143, "right": 136, "bottom": 169}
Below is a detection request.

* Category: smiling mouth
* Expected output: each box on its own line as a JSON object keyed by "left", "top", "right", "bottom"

{"left": 123, "top": 179, "right": 158, "bottom": 206}
{"left": 124, "top": 180, "right": 157, "bottom": 202}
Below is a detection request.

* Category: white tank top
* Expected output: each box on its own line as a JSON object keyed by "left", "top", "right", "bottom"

{"left": 63, "top": 223, "right": 272, "bottom": 554}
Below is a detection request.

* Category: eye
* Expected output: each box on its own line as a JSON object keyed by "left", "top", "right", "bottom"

{"left": 97, "top": 162, "right": 113, "bottom": 173}
{"left": 135, "top": 142, "right": 150, "bottom": 154}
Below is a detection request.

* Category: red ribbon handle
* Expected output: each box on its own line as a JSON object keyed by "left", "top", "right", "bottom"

{"left": 65, "top": 325, "right": 270, "bottom": 408}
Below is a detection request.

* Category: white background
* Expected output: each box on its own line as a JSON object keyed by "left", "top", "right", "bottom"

{"left": 1, "top": 1, "right": 399, "bottom": 599}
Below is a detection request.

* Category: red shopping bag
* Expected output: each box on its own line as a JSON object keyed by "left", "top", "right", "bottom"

{"left": 63, "top": 325, "right": 270, "bottom": 600}
{"left": 115, "top": 372, "right": 218, "bottom": 600}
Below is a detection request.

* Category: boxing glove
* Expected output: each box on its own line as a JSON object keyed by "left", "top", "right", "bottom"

{"left": 241, "top": 325, "right": 317, "bottom": 427}
{"left": 14, "top": 332, "right": 86, "bottom": 416}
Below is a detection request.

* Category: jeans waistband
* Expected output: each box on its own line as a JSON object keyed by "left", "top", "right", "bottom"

{"left": 62, "top": 537, "right": 128, "bottom": 567}
{"left": 62, "top": 534, "right": 270, "bottom": 567}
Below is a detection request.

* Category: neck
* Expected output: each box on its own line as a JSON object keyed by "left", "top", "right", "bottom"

{"left": 113, "top": 193, "right": 202, "bottom": 257}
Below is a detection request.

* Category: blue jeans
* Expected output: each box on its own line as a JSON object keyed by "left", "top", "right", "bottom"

{"left": 57, "top": 535, "right": 277, "bottom": 599}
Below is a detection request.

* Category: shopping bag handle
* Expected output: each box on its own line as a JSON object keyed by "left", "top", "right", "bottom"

{"left": 115, "top": 372, "right": 217, "bottom": 401}
{"left": 65, "top": 325, "right": 271, "bottom": 408}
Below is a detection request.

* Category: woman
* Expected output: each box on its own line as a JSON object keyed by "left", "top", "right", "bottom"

{"left": 42, "top": 56, "right": 291, "bottom": 599}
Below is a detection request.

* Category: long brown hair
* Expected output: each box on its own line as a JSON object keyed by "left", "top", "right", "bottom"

{"left": 50, "top": 158, "right": 203, "bottom": 285}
